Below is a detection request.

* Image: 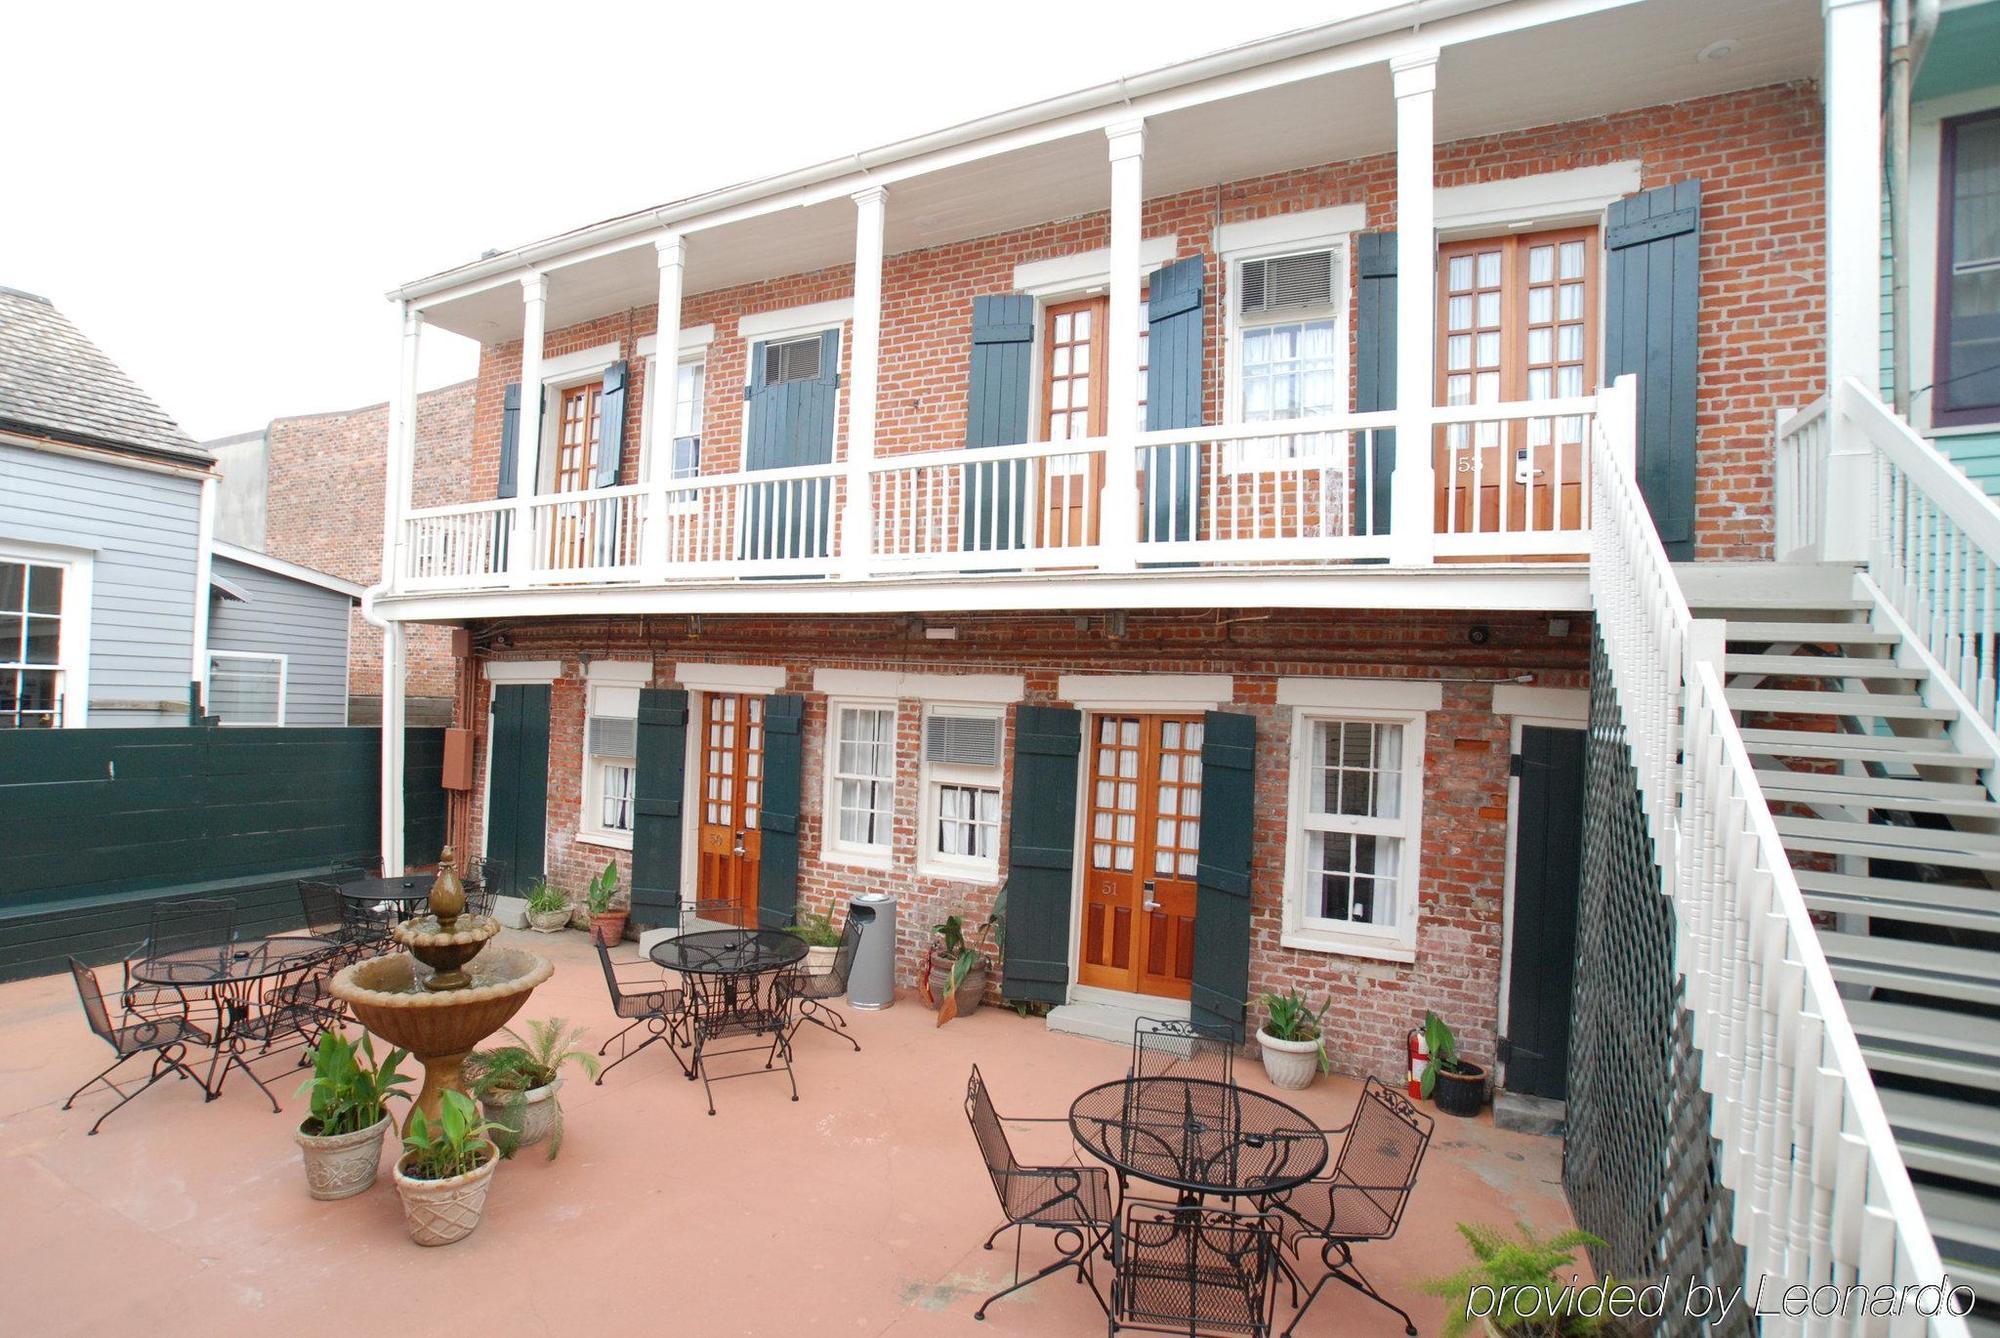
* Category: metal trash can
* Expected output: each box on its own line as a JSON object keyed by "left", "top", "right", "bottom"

{"left": 846, "top": 892, "right": 898, "bottom": 1010}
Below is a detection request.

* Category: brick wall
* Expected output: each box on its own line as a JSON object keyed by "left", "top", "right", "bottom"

{"left": 463, "top": 606, "right": 1591, "bottom": 1083}
{"left": 264, "top": 380, "right": 475, "bottom": 704}
{"left": 461, "top": 82, "right": 1822, "bottom": 560}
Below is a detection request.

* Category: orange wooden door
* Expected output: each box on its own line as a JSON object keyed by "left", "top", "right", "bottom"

{"left": 696, "top": 693, "right": 763, "bottom": 928}
{"left": 1078, "top": 714, "right": 1201, "bottom": 999}
{"left": 548, "top": 382, "right": 604, "bottom": 568}
{"left": 1039, "top": 297, "right": 1107, "bottom": 550}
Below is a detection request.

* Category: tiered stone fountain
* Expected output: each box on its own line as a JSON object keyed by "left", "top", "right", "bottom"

{"left": 331, "top": 848, "right": 553, "bottom": 1130}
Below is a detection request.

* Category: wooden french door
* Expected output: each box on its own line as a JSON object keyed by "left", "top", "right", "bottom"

{"left": 1078, "top": 714, "right": 1202, "bottom": 999}
{"left": 1433, "top": 227, "right": 1597, "bottom": 538}
{"left": 1040, "top": 297, "right": 1107, "bottom": 549}
{"left": 547, "top": 381, "right": 604, "bottom": 568}
{"left": 696, "top": 693, "right": 763, "bottom": 928}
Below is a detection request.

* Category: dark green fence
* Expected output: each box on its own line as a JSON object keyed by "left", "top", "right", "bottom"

{"left": 0, "top": 727, "right": 446, "bottom": 982}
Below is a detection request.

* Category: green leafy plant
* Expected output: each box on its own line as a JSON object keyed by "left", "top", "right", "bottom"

{"left": 525, "top": 878, "right": 568, "bottom": 915}
{"left": 1420, "top": 1222, "right": 1611, "bottom": 1337}
{"left": 784, "top": 909, "right": 842, "bottom": 948}
{"left": 1260, "top": 988, "right": 1332, "bottom": 1074}
{"left": 400, "top": 1089, "right": 501, "bottom": 1181}
{"left": 1422, "top": 1010, "right": 1473, "bottom": 1097}
{"left": 295, "top": 1031, "right": 411, "bottom": 1136}
{"left": 584, "top": 859, "right": 621, "bottom": 916}
{"left": 466, "top": 1017, "right": 600, "bottom": 1160}
{"left": 921, "top": 888, "right": 1006, "bottom": 1027}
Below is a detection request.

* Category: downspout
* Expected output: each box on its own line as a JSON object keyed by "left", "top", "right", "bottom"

{"left": 189, "top": 472, "right": 217, "bottom": 724}
{"left": 1888, "top": 0, "right": 1912, "bottom": 414}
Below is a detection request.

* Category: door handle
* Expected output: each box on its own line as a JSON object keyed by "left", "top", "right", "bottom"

{"left": 733, "top": 831, "right": 747, "bottom": 857}
{"left": 1142, "top": 880, "right": 1160, "bottom": 912}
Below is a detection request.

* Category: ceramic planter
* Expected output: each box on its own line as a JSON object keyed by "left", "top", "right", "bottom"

{"left": 804, "top": 944, "right": 838, "bottom": 972}
{"left": 294, "top": 1114, "right": 391, "bottom": 1200}
{"left": 590, "top": 910, "right": 628, "bottom": 946}
{"left": 926, "top": 954, "right": 986, "bottom": 1016}
{"left": 525, "top": 906, "right": 571, "bottom": 933}
{"left": 479, "top": 1075, "right": 561, "bottom": 1152}
{"left": 1256, "top": 1030, "right": 1323, "bottom": 1091}
{"left": 1433, "top": 1062, "right": 1488, "bottom": 1117}
{"left": 394, "top": 1150, "right": 499, "bottom": 1246}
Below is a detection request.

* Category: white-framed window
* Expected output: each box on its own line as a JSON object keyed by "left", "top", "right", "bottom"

{"left": 918, "top": 705, "right": 1005, "bottom": 880}
{"left": 1, "top": 551, "right": 81, "bottom": 729}
{"left": 580, "top": 681, "right": 640, "bottom": 848}
{"left": 824, "top": 699, "right": 896, "bottom": 864}
{"left": 1281, "top": 705, "right": 1426, "bottom": 960}
{"left": 207, "top": 652, "right": 286, "bottom": 726}
{"left": 1225, "top": 244, "right": 1348, "bottom": 469}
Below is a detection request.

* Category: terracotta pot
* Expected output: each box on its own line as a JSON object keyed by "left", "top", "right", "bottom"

{"left": 590, "top": 910, "right": 627, "bottom": 946}
{"left": 480, "top": 1076, "right": 561, "bottom": 1152}
{"left": 1433, "top": 1062, "right": 1488, "bottom": 1117}
{"left": 394, "top": 1149, "right": 499, "bottom": 1246}
{"left": 294, "top": 1114, "right": 390, "bottom": 1200}
{"left": 525, "top": 906, "right": 571, "bottom": 933}
{"left": 1256, "top": 1029, "right": 1323, "bottom": 1091}
{"left": 926, "top": 954, "right": 986, "bottom": 1016}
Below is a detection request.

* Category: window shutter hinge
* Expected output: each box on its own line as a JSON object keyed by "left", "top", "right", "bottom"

{"left": 1495, "top": 1036, "right": 1514, "bottom": 1063}
{"left": 1508, "top": 753, "right": 1525, "bottom": 777}
{"left": 742, "top": 385, "right": 754, "bottom": 401}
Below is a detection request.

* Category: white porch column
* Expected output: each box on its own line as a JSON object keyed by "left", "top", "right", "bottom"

{"left": 509, "top": 273, "right": 549, "bottom": 583}
{"left": 643, "top": 234, "right": 686, "bottom": 574}
{"left": 1102, "top": 120, "right": 1146, "bottom": 571}
{"left": 382, "top": 303, "right": 422, "bottom": 593}
{"left": 841, "top": 185, "right": 887, "bottom": 580}
{"left": 1821, "top": 0, "right": 1884, "bottom": 562}
{"left": 379, "top": 621, "right": 408, "bottom": 873}
{"left": 1389, "top": 50, "right": 1439, "bottom": 567}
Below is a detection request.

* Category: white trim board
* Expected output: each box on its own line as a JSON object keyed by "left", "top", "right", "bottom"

{"left": 1491, "top": 684, "right": 1587, "bottom": 723}
{"left": 1013, "top": 235, "right": 1180, "bottom": 295}
{"left": 483, "top": 658, "right": 563, "bottom": 685}
{"left": 739, "top": 300, "right": 852, "bottom": 341}
{"left": 1213, "top": 206, "right": 1367, "bottom": 256}
{"left": 211, "top": 540, "right": 364, "bottom": 600}
{"left": 1433, "top": 163, "right": 1641, "bottom": 237}
{"left": 1057, "top": 673, "right": 1233, "bottom": 712}
{"left": 1276, "top": 677, "right": 1443, "bottom": 711}
{"left": 812, "top": 668, "right": 1024, "bottom": 704}
{"left": 584, "top": 658, "right": 654, "bottom": 686}
{"left": 635, "top": 324, "right": 717, "bottom": 357}
{"left": 674, "top": 661, "right": 787, "bottom": 695}
{"left": 538, "top": 341, "right": 623, "bottom": 385}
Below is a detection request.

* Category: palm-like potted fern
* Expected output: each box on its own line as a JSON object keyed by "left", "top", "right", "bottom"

{"left": 1421, "top": 1222, "right": 1610, "bottom": 1336}
{"left": 523, "top": 878, "right": 571, "bottom": 933}
{"left": 466, "top": 1017, "right": 600, "bottom": 1159}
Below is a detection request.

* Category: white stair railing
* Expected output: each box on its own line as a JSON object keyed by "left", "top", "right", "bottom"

{"left": 1590, "top": 375, "right": 1967, "bottom": 1336}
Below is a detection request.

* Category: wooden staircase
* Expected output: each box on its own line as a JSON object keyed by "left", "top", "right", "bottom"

{"left": 1688, "top": 573, "right": 2000, "bottom": 1312}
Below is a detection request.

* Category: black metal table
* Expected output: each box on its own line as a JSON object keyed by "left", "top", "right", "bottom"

{"left": 335, "top": 875, "right": 431, "bottom": 915}
{"left": 650, "top": 928, "right": 807, "bottom": 1115}
{"left": 1070, "top": 1077, "right": 1328, "bottom": 1204}
{"left": 132, "top": 935, "right": 340, "bottom": 1110}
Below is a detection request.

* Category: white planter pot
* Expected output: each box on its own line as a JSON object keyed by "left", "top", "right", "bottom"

{"left": 525, "top": 907, "right": 571, "bottom": 933}
{"left": 295, "top": 1114, "right": 390, "bottom": 1201}
{"left": 804, "top": 945, "right": 838, "bottom": 973}
{"left": 480, "top": 1076, "right": 561, "bottom": 1152}
{"left": 1256, "top": 1030, "right": 1323, "bottom": 1091}
{"left": 394, "top": 1151, "right": 499, "bottom": 1247}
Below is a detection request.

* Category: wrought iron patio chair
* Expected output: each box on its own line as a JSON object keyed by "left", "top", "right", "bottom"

{"left": 329, "top": 853, "right": 382, "bottom": 884}
{"left": 462, "top": 856, "right": 502, "bottom": 918}
{"left": 1123, "top": 1016, "right": 1241, "bottom": 1190}
{"left": 778, "top": 915, "right": 864, "bottom": 1052}
{"left": 593, "top": 938, "right": 690, "bottom": 1081}
{"left": 1259, "top": 1077, "right": 1433, "bottom": 1338}
{"left": 64, "top": 958, "right": 210, "bottom": 1135}
{"left": 119, "top": 951, "right": 194, "bottom": 1024}
{"left": 297, "top": 878, "right": 372, "bottom": 963}
{"left": 964, "top": 1064, "right": 1114, "bottom": 1322}
{"left": 246, "top": 951, "right": 346, "bottom": 1060}
{"left": 142, "top": 898, "right": 235, "bottom": 964}
{"left": 1110, "top": 1199, "right": 1282, "bottom": 1338}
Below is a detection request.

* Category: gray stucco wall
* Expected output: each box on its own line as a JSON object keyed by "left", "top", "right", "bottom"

{"left": 206, "top": 554, "right": 351, "bottom": 726}
{"left": 0, "top": 441, "right": 202, "bottom": 725}
{"left": 207, "top": 431, "right": 268, "bottom": 549}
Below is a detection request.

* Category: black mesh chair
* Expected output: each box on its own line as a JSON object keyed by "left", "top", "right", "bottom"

{"left": 330, "top": 853, "right": 382, "bottom": 883}
{"left": 143, "top": 898, "right": 235, "bottom": 964}
{"left": 778, "top": 916, "right": 864, "bottom": 1052}
{"left": 1132, "top": 1016, "right": 1236, "bottom": 1086}
{"left": 119, "top": 953, "right": 192, "bottom": 1025}
{"left": 462, "top": 856, "right": 502, "bottom": 919}
{"left": 1111, "top": 1199, "right": 1282, "bottom": 1338}
{"left": 593, "top": 938, "right": 690, "bottom": 1081}
{"left": 298, "top": 878, "right": 371, "bottom": 962}
{"left": 964, "top": 1064, "right": 1113, "bottom": 1321}
{"left": 64, "top": 958, "right": 210, "bottom": 1135}
{"left": 1260, "top": 1078, "right": 1433, "bottom": 1338}
{"left": 244, "top": 954, "right": 345, "bottom": 1061}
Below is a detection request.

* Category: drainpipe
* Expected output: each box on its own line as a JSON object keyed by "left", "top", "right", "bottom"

{"left": 360, "top": 582, "right": 406, "bottom": 875}
{"left": 1888, "top": 0, "right": 1913, "bottom": 415}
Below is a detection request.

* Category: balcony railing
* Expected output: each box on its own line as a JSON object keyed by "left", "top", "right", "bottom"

{"left": 394, "top": 398, "right": 1598, "bottom": 593}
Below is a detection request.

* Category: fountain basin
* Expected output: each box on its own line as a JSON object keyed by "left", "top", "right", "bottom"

{"left": 393, "top": 912, "right": 504, "bottom": 990}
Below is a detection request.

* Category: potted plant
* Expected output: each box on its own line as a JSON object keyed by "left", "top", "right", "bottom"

{"left": 393, "top": 1089, "right": 502, "bottom": 1247}
{"left": 584, "top": 859, "right": 626, "bottom": 945}
{"left": 1256, "top": 988, "right": 1330, "bottom": 1090}
{"left": 466, "top": 1017, "right": 600, "bottom": 1159}
{"left": 523, "top": 878, "right": 571, "bottom": 933}
{"left": 1420, "top": 1222, "right": 1610, "bottom": 1336}
{"left": 920, "top": 892, "right": 1004, "bottom": 1026}
{"left": 1422, "top": 1011, "right": 1488, "bottom": 1117}
{"left": 785, "top": 908, "right": 842, "bottom": 972}
{"left": 292, "top": 1031, "right": 411, "bottom": 1200}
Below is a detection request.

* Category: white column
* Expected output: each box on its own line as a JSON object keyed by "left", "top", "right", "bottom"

{"left": 189, "top": 472, "right": 216, "bottom": 719}
{"left": 509, "top": 273, "right": 549, "bottom": 583}
{"left": 1389, "top": 50, "right": 1439, "bottom": 567}
{"left": 380, "top": 621, "right": 408, "bottom": 873}
{"left": 643, "top": 234, "right": 686, "bottom": 574}
{"left": 382, "top": 303, "right": 421, "bottom": 593}
{"left": 842, "top": 186, "right": 887, "bottom": 580}
{"left": 1821, "top": 0, "right": 1884, "bottom": 562}
{"left": 1102, "top": 120, "right": 1146, "bottom": 571}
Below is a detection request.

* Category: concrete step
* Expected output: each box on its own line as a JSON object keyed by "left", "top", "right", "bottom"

{"left": 1047, "top": 1000, "right": 1158, "bottom": 1047}
{"left": 1795, "top": 870, "right": 2000, "bottom": 935}
{"left": 1723, "top": 654, "right": 1917, "bottom": 680}
{"left": 1739, "top": 729, "right": 1989, "bottom": 769}
{"left": 1727, "top": 688, "right": 1957, "bottom": 722}
{"left": 1819, "top": 932, "right": 2000, "bottom": 1007}
{"left": 1879, "top": 1089, "right": 2000, "bottom": 1190}
{"left": 1848, "top": 1000, "right": 2000, "bottom": 1091}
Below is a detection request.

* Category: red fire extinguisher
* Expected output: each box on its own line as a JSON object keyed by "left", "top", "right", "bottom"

{"left": 1408, "top": 1027, "right": 1429, "bottom": 1101}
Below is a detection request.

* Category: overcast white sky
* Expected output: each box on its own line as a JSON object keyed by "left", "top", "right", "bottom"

{"left": 0, "top": 0, "right": 1360, "bottom": 441}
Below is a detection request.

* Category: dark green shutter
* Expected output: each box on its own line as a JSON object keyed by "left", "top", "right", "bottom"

{"left": 497, "top": 382, "right": 522, "bottom": 499}
{"left": 743, "top": 334, "right": 838, "bottom": 560}
{"left": 629, "top": 688, "right": 688, "bottom": 931}
{"left": 1144, "top": 255, "right": 1204, "bottom": 545}
{"left": 1355, "top": 232, "right": 1397, "bottom": 534}
{"left": 596, "top": 360, "right": 628, "bottom": 489}
{"left": 1190, "top": 710, "right": 1256, "bottom": 1041}
{"left": 963, "top": 295, "right": 1036, "bottom": 553}
{"left": 485, "top": 683, "right": 549, "bottom": 897}
{"left": 757, "top": 694, "right": 805, "bottom": 929}
{"left": 1605, "top": 181, "right": 1701, "bottom": 561}
{"left": 1002, "top": 705, "right": 1082, "bottom": 1004}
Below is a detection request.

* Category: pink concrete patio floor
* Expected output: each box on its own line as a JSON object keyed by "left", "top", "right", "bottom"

{"left": 3, "top": 929, "right": 1577, "bottom": 1336}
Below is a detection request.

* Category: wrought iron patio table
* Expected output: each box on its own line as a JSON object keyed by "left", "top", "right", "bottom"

{"left": 131, "top": 935, "right": 340, "bottom": 1110}
{"left": 1069, "top": 1077, "right": 1328, "bottom": 1205}
{"left": 334, "top": 876, "right": 432, "bottom": 945}
{"left": 650, "top": 928, "right": 808, "bottom": 1115}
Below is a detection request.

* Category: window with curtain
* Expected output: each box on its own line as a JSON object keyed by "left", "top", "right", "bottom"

{"left": 1938, "top": 111, "right": 2000, "bottom": 425}
{"left": 1292, "top": 714, "right": 1423, "bottom": 941}
{"left": 582, "top": 683, "right": 639, "bottom": 843}
{"left": 0, "top": 558, "right": 65, "bottom": 729}
{"left": 1230, "top": 248, "right": 1344, "bottom": 468}
{"left": 920, "top": 707, "right": 1004, "bottom": 877}
{"left": 829, "top": 702, "right": 896, "bottom": 856}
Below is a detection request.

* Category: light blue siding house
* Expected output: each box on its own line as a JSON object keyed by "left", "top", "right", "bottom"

{"left": 207, "top": 542, "right": 360, "bottom": 726}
